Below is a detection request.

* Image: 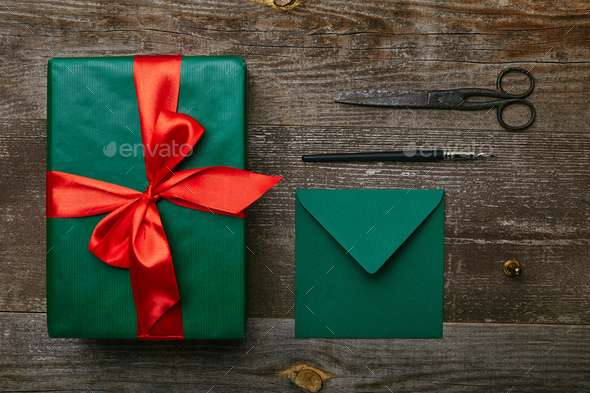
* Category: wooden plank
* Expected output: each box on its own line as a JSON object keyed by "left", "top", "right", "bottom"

{"left": 1, "top": 120, "right": 589, "bottom": 325}
{"left": 0, "top": 120, "right": 46, "bottom": 312}
{"left": 249, "top": 130, "right": 590, "bottom": 323}
{"left": 0, "top": 0, "right": 588, "bottom": 132}
{"left": 1, "top": 314, "right": 589, "bottom": 392}
{"left": 1, "top": 0, "right": 589, "bottom": 389}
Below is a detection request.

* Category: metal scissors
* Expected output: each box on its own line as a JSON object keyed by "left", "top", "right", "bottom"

{"left": 335, "top": 67, "right": 535, "bottom": 131}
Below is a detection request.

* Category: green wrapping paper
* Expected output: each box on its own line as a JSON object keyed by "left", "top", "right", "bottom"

{"left": 47, "top": 56, "right": 249, "bottom": 338}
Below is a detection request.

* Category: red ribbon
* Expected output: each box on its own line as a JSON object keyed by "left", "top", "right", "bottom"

{"left": 47, "top": 55, "right": 282, "bottom": 339}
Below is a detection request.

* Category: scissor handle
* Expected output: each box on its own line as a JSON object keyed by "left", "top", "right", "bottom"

{"left": 496, "top": 98, "right": 536, "bottom": 131}
{"left": 497, "top": 68, "right": 535, "bottom": 130}
{"left": 497, "top": 67, "right": 534, "bottom": 99}
{"left": 452, "top": 67, "right": 536, "bottom": 130}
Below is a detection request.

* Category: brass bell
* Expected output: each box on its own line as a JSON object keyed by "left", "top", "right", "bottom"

{"left": 503, "top": 259, "right": 521, "bottom": 277}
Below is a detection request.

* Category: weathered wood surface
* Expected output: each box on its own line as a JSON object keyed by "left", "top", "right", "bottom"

{"left": 2, "top": 119, "right": 589, "bottom": 324}
{"left": 1, "top": 315, "right": 589, "bottom": 392}
{"left": 0, "top": 0, "right": 588, "bottom": 129}
{"left": 1, "top": 0, "right": 590, "bottom": 390}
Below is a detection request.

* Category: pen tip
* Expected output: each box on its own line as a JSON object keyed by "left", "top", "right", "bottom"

{"left": 477, "top": 153, "right": 494, "bottom": 158}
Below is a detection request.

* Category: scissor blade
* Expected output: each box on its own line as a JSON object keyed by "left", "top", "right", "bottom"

{"left": 334, "top": 89, "right": 430, "bottom": 108}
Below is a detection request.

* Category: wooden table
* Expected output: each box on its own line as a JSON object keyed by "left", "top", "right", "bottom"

{"left": 1, "top": 1, "right": 589, "bottom": 391}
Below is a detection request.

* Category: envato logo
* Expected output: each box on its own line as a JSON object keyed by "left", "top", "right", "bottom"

{"left": 103, "top": 141, "right": 194, "bottom": 158}
{"left": 401, "top": 142, "right": 494, "bottom": 157}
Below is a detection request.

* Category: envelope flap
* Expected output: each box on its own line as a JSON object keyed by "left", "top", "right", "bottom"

{"left": 296, "top": 189, "right": 444, "bottom": 274}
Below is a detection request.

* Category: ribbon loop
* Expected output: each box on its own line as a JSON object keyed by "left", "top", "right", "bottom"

{"left": 146, "top": 109, "right": 205, "bottom": 186}
{"left": 88, "top": 199, "right": 137, "bottom": 268}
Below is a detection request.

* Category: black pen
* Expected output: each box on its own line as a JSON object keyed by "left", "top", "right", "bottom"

{"left": 302, "top": 150, "right": 493, "bottom": 162}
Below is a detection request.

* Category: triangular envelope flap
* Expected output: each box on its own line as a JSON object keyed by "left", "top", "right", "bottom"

{"left": 296, "top": 189, "right": 444, "bottom": 274}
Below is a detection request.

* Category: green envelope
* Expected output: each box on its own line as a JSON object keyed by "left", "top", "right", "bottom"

{"left": 295, "top": 189, "right": 445, "bottom": 338}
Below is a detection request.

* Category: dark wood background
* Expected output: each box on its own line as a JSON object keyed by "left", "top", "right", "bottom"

{"left": 1, "top": 0, "right": 589, "bottom": 391}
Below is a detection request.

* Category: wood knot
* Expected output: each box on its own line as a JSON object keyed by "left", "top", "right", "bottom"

{"left": 274, "top": 0, "right": 295, "bottom": 6}
{"left": 296, "top": 369, "right": 322, "bottom": 391}
{"left": 251, "top": 0, "right": 303, "bottom": 11}
{"left": 276, "top": 364, "right": 338, "bottom": 392}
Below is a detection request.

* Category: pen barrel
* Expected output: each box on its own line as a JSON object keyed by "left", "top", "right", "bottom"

{"left": 302, "top": 150, "right": 446, "bottom": 162}
{"left": 444, "top": 151, "right": 476, "bottom": 159}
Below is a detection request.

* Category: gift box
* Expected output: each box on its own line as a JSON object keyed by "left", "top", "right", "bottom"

{"left": 46, "top": 56, "right": 280, "bottom": 339}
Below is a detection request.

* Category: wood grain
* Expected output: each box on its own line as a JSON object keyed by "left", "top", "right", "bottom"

{"left": 0, "top": 0, "right": 588, "bottom": 131}
{"left": 247, "top": 123, "right": 590, "bottom": 323}
{"left": 0, "top": 120, "right": 46, "bottom": 312}
{"left": 1, "top": 0, "right": 589, "bottom": 387}
{"left": 1, "top": 315, "right": 589, "bottom": 392}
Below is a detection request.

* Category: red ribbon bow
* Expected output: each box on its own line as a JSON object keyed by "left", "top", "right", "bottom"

{"left": 47, "top": 56, "right": 282, "bottom": 339}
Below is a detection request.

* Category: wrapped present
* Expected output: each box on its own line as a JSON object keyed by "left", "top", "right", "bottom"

{"left": 46, "top": 55, "right": 281, "bottom": 339}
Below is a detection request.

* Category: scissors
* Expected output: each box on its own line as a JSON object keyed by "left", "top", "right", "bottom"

{"left": 334, "top": 67, "right": 535, "bottom": 131}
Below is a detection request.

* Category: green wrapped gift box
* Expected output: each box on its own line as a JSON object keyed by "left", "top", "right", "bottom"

{"left": 47, "top": 56, "right": 252, "bottom": 339}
